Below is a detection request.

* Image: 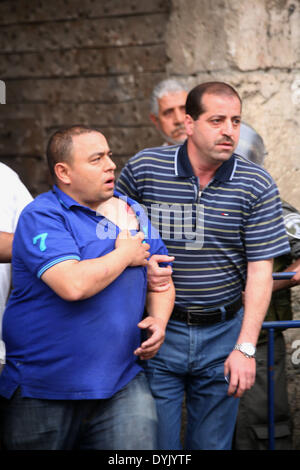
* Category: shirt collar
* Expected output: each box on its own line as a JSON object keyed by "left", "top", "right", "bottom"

{"left": 53, "top": 185, "right": 136, "bottom": 213}
{"left": 175, "top": 140, "right": 237, "bottom": 182}
{"left": 53, "top": 185, "right": 80, "bottom": 209}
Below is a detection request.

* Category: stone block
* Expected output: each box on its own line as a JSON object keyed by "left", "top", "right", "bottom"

{"left": 166, "top": 0, "right": 300, "bottom": 75}
{"left": 0, "top": 0, "right": 170, "bottom": 25}
{"left": 0, "top": 118, "right": 44, "bottom": 156}
{"left": 0, "top": 45, "right": 166, "bottom": 79}
{"left": 0, "top": 14, "right": 168, "bottom": 52}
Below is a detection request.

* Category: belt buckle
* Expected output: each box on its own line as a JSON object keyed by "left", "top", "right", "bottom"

{"left": 188, "top": 308, "right": 222, "bottom": 325}
{"left": 187, "top": 310, "right": 198, "bottom": 325}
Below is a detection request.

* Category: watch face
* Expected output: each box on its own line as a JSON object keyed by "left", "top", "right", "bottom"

{"left": 242, "top": 343, "right": 255, "bottom": 355}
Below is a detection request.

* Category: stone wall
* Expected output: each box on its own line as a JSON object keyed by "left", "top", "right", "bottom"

{"left": 0, "top": 0, "right": 171, "bottom": 195}
{"left": 1, "top": 0, "right": 300, "bottom": 450}
{"left": 166, "top": 0, "right": 300, "bottom": 209}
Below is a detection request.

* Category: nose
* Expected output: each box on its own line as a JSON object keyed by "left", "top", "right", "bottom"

{"left": 105, "top": 155, "right": 116, "bottom": 171}
{"left": 174, "top": 107, "right": 184, "bottom": 124}
{"left": 222, "top": 119, "right": 234, "bottom": 137}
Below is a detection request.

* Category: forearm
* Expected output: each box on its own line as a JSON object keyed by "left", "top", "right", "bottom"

{"left": 42, "top": 246, "right": 132, "bottom": 301}
{"left": 224, "top": 260, "right": 273, "bottom": 397}
{"left": 272, "top": 258, "right": 300, "bottom": 292}
{"left": 134, "top": 280, "right": 175, "bottom": 360}
{"left": 237, "top": 259, "right": 273, "bottom": 345}
{"left": 146, "top": 279, "right": 175, "bottom": 327}
{"left": 0, "top": 232, "right": 13, "bottom": 263}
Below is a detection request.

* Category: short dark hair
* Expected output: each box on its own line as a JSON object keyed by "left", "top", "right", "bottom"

{"left": 186, "top": 82, "right": 242, "bottom": 120}
{"left": 46, "top": 125, "right": 99, "bottom": 179}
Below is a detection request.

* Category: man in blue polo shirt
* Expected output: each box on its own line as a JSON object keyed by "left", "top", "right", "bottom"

{"left": 0, "top": 125, "right": 175, "bottom": 450}
{"left": 116, "top": 82, "right": 291, "bottom": 450}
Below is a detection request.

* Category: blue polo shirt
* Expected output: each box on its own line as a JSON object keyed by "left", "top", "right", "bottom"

{"left": 0, "top": 186, "right": 168, "bottom": 400}
{"left": 116, "top": 141, "right": 291, "bottom": 313}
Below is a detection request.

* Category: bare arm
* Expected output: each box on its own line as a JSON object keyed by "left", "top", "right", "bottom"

{"left": 134, "top": 279, "right": 175, "bottom": 360}
{"left": 41, "top": 230, "right": 150, "bottom": 301}
{"left": 272, "top": 258, "right": 300, "bottom": 291}
{"left": 147, "top": 254, "right": 175, "bottom": 292}
{"left": 0, "top": 232, "right": 13, "bottom": 263}
{"left": 224, "top": 258, "right": 273, "bottom": 397}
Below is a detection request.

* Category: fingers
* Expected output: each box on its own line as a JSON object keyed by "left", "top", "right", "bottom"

{"left": 133, "top": 231, "right": 145, "bottom": 241}
{"left": 147, "top": 255, "right": 173, "bottom": 291}
{"left": 227, "top": 367, "right": 255, "bottom": 398}
{"left": 149, "top": 254, "right": 175, "bottom": 264}
{"left": 224, "top": 352, "right": 256, "bottom": 398}
{"left": 118, "top": 230, "right": 145, "bottom": 240}
{"left": 117, "top": 229, "right": 132, "bottom": 239}
{"left": 134, "top": 317, "right": 166, "bottom": 360}
{"left": 148, "top": 282, "right": 171, "bottom": 293}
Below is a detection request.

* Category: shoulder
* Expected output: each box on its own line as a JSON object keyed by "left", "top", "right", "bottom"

{"left": 233, "top": 154, "right": 275, "bottom": 188}
{"left": 126, "top": 144, "right": 179, "bottom": 168}
{"left": 0, "top": 163, "right": 28, "bottom": 188}
{"left": 19, "top": 190, "right": 62, "bottom": 220}
{"left": 0, "top": 163, "right": 32, "bottom": 202}
{"left": 0, "top": 162, "right": 19, "bottom": 180}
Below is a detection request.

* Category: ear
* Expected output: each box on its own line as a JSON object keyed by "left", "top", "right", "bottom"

{"left": 54, "top": 162, "right": 71, "bottom": 185}
{"left": 184, "top": 114, "right": 195, "bottom": 136}
{"left": 149, "top": 113, "right": 160, "bottom": 130}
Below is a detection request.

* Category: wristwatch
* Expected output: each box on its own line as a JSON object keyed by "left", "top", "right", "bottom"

{"left": 234, "top": 342, "right": 256, "bottom": 358}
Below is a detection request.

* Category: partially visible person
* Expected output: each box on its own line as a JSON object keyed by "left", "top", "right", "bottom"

{"left": 233, "top": 122, "right": 300, "bottom": 450}
{"left": 0, "top": 126, "right": 175, "bottom": 450}
{"left": 0, "top": 232, "right": 13, "bottom": 263}
{"left": 0, "top": 163, "right": 32, "bottom": 368}
{"left": 116, "top": 82, "right": 291, "bottom": 450}
{"left": 149, "top": 78, "right": 188, "bottom": 145}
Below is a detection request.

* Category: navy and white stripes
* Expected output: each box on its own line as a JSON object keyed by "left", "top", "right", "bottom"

{"left": 116, "top": 142, "right": 290, "bottom": 312}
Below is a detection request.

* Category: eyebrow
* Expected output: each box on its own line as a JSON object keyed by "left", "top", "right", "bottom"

{"left": 163, "top": 104, "right": 186, "bottom": 112}
{"left": 89, "top": 150, "right": 112, "bottom": 158}
{"left": 208, "top": 114, "right": 241, "bottom": 119}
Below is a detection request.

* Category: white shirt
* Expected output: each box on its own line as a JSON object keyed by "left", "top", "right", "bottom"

{"left": 0, "top": 163, "right": 33, "bottom": 362}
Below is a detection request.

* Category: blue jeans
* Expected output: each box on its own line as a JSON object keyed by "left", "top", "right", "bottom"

{"left": 144, "top": 308, "right": 244, "bottom": 450}
{"left": 0, "top": 371, "right": 157, "bottom": 450}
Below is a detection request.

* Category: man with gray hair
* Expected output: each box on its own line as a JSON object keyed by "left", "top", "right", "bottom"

{"left": 149, "top": 78, "right": 188, "bottom": 145}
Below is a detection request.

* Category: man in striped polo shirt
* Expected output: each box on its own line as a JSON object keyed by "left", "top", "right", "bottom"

{"left": 116, "top": 82, "right": 290, "bottom": 450}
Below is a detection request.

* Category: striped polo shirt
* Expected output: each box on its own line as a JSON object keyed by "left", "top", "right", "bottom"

{"left": 116, "top": 141, "right": 290, "bottom": 312}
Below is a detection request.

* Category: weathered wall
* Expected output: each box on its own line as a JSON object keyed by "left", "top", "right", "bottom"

{"left": 166, "top": 0, "right": 300, "bottom": 209}
{"left": 1, "top": 0, "right": 300, "bottom": 450}
{"left": 0, "top": 0, "right": 171, "bottom": 195}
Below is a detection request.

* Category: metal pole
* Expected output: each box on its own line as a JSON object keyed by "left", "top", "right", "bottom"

{"left": 267, "top": 327, "right": 275, "bottom": 450}
{"left": 263, "top": 272, "right": 298, "bottom": 450}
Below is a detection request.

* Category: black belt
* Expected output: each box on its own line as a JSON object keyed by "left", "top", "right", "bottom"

{"left": 171, "top": 296, "right": 243, "bottom": 325}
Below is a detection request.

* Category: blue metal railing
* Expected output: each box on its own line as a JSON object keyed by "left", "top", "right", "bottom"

{"left": 262, "top": 271, "right": 299, "bottom": 450}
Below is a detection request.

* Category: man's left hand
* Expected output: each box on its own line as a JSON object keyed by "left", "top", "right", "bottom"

{"left": 224, "top": 350, "right": 256, "bottom": 398}
{"left": 134, "top": 316, "right": 166, "bottom": 360}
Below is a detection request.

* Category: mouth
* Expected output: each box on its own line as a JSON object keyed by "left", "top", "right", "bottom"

{"left": 104, "top": 176, "right": 115, "bottom": 188}
{"left": 172, "top": 126, "right": 186, "bottom": 138}
{"left": 216, "top": 140, "right": 234, "bottom": 150}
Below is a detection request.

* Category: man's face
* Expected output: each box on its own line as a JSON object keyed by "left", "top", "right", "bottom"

{"left": 150, "top": 90, "right": 188, "bottom": 144}
{"left": 185, "top": 93, "right": 241, "bottom": 166}
{"left": 65, "top": 131, "right": 116, "bottom": 210}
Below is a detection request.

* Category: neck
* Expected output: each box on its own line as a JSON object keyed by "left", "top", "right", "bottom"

{"left": 187, "top": 155, "right": 221, "bottom": 189}
{"left": 186, "top": 141, "right": 222, "bottom": 187}
{"left": 55, "top": 184, "right": 113, "bottom": 212}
